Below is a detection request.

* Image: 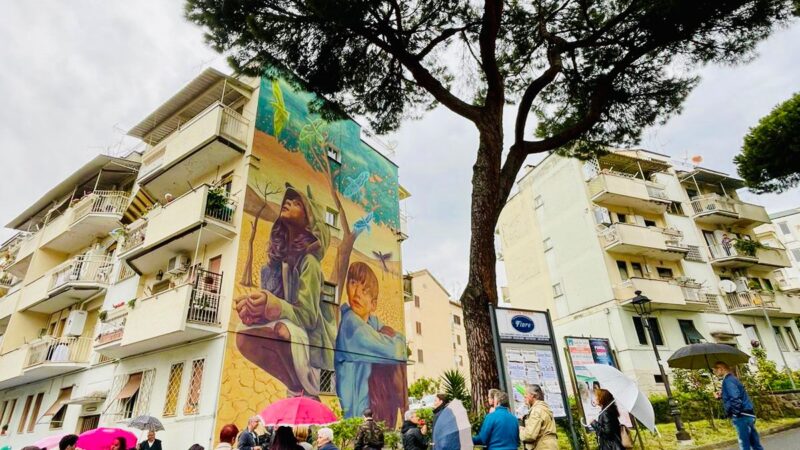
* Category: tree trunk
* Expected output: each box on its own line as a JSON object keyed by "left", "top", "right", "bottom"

{"left": 240, "top": 204, "right": 267, "bottom": 287}
{"left": 462, "top": 121, "right": 505, "bottom": 411}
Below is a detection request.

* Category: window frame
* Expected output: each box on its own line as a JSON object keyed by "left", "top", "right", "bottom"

{"left": 162, "top": 362, "right": 185, "bottom": 417}
{"left": 785, "top": 327, "right": 800, "bottom": 351}
{"left": 773, "top": 326, "right": 789, "bottom": 352}
{"left": 417, "top": 349, "right": 424, "bottom": 363}
{"left": 324, "top": 208, "right": 339, "bottom": 229}
{"left": 632, "top": 316, "right": 664, "bottom": 346}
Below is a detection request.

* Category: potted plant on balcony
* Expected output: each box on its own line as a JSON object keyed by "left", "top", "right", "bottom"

{"left": 206, "top": 186, "right": 233, "bottom": 220}
{"left": 733, "top": 238, "right": 764, "bottom": 257}
{"left": 98, "top": 310, "right": 108, "bottom": 321}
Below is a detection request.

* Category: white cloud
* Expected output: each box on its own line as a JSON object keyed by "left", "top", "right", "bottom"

{"left": 0, "top": 1, "right": 797, "bottom": 298}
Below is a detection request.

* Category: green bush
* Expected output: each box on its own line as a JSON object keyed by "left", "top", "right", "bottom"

{"left": 329, "top": 417, "right": 363, "bottom": 449}
{"left": 409, "top": 377, "right": 440, "bottom": 399}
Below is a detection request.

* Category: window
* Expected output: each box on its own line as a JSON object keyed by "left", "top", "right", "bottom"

{"left": 617, "top": 261, "right": 629, "bottom": 281}
{"left": 27, "top": 392, "right": 43, "bottom": 433}
{"left": 1, "top": 399, "right": 16, "bottom": 430}
{"left": 656, "top": 267, "right": 674, "bottom": 280}
{"left": 616, "top": 213, "right": 627, "bottom": 224}
{"left": 667, "top": 202, "right": 685, "bottom": 216}
{"left": 417, "top": 349, "right": 424, "bottom": 363}
{"left": 78, "top": 415, "right": 100, "bottom": 433}
{"left": 108, "top": 371, "right": 154, "bottom": 420}
{"left": 163, "top": 363, "right": 184, "bottom": 417}
{"left": 653, "top": 374, "right": 665, "bottom": 384}
{"left": 644, "top": 219, "right": 657, "bottom": 228}
{"left": 779, "top": 222, "right": 791, "bottom": 235}
{"left": 183, "top": 359, "right": 205, "bottom": 415}
{"left": 18, "top": 395, "right": 33, "bottom": 433}
{"left": 414, "top": 295, "right": 420, "bottom": 308}
{"left": 456, "top": 335, "right": 461, "bottom": 346}
{"left": 321, "top": 282, "right": 336, "bottom": 304}
{"left": 45, "top": 387, "right": 73, "bottom": 430}
{"left": 761, "top": 278, "right": 774, "bottom": 291}
{"left": 774, "top": 327, "right": 788, "bottom": 352}
{"left": 785, "top": 327, "right": 800, "bottom": 351}
{"left": 327, "top": 146, "right": 341, "bottom": 163}
{"left": 320, "top": 369, "right": 336, "bottom": 394}
{"left": 743, "top": 324, "right": 761, "bottom": 345}
{"left": 534, "top": 195, "right": 543, "bottom": 209}
{"left": 321, "top": 282, "right": 339, "bottom": 325}
{"left": 543, "top": 238, "right": 553, "bottom": 251}
{"left": 459, "top": 356, "right": 464, "bottom": 366}
{"left": 678, "top": 320, "right": 705, "bottom": 345}
{"left": 792, "top": 248, "right": 800, "bottom": 262}
{"left": 632, "top": 317, "right": 664, "bottom": 346}
{"left": 552, "top": 283, "right": 564, "bottom": 297}
{"left": 324, "top": 208, "right": 338, "bottom": 228}
{"left": 453, "top": 315, "right": 461, "bottom": 325}
{"left": 630, "top": 263, "right": 644, "bottom": 278}
{"left": 416, "top": 322, "right": 422, "bottom": 335}
{"left": 686, "top": 188, "right": 698, "bottom": 199}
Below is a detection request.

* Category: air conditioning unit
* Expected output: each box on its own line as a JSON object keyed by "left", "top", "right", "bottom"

{"left": 167, "top": 254, "right": 190, "bottom": 275}
{"left": 64, "top": 310, "right": 87, "bottom": 336}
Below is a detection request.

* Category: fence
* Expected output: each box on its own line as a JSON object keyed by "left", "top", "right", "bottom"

{"left": 25, "top": 336, "right": 92, "bottom": 368}
{"left": 690, "top": 194, "right": 738, "bottom": 215}
{"left": 49, "top": 255, "right": 114, "bottom": 291}
{"left": 188, "top": 268, "right": 222, "bottom": 325}
{"left": 204, "top": 190, "right": 237, "bottom": 224}
{"left": 121, "top": 222, "right": 147, "bottom": 254}
{"left": 71, "top": 191, "right": 129, "bottom": 223}
{"left": 724, "top": 291, "right": 777, "bottom": 311}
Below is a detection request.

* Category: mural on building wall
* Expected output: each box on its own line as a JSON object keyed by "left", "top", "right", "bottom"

{"left": 216, "top": 75, "right": 407, "bottom": 432}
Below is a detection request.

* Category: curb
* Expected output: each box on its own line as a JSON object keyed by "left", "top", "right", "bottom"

{"left": 689, "top": 420, "right": 800, "bottom": 450}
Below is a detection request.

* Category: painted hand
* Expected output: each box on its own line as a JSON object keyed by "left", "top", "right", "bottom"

{"left": 235, "top": 292, "right": 269, "bottom": 325}
{"left": 379, "top": 325, "right": 396, "bottom": 337}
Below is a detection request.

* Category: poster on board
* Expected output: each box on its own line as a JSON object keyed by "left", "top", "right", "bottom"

{"left": 565, "top": 336, "right": 626, "bottom": 424}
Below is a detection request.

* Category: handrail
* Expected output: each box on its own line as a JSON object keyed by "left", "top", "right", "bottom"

{"left": 49, "top": 255, "right": 114, "bottom": 292}
{"left": 25, "top": 336, "right": 92, "bottom": 368}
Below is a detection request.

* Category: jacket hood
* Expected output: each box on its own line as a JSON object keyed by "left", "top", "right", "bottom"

{"left": 534, "top": 400, "right": 553, "bottom": 417}
{"left": 278, "top": 183, "right": 330, "bottom": 260}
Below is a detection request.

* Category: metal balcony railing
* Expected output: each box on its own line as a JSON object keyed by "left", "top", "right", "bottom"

{"left": 204, "top": 190, "right": 237, "bottom": 224}
{"left": 71, "top": 191, "right": 129, "bottom": 224}
{"left": 120, "top": 222, "right": 147, "bottom": 254}
{"left": 49, "top": 255, "right": 114, "bottom": 292}
{"left": 25, "top": 336, "right": 92, "bottom": 368}
{"left": 707, "top": 244, "right": 755, "bottom": 261}
{"left": 724, "top": 291, "right": 778, "bottom": 312}
{"left": 188, "top": 267, "right": 223, "bottom": 325}
{"left": 690, "top": 194, "right": 738, "bottom": 216}
{"left": 95, "top": 315, "right": 127, "bottom": 345}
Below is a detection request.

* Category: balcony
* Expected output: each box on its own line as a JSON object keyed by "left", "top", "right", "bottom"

{"left": 587, "top": 173, "right": 672, "bottom": 213}
{"left": 22, "top": 336, "right": 92, "bottom": 380}
{"left": 93, "top": 311, "right": 127, "bottom": 356}
{"left": 137, "top": 103, "right": 248, "bottom": 200}
{"left": 706, "top": 244, "right": 790, "bottom": 270}
{"left": 96, "top": 269, "right": 223, "bottom": 359}
{"left": 615, "top": 277, "right": 711, "bottom": 311}
{"left": 19, "top": 255, "right": 113, "bottom": 314}
{"left": 3, "top": 232, "right": 35, "bottom": 279}
{"left": 690, "top": 194, "right": 769, "bottom": 227}
{"left": 123, "top": 185, "right": 237, "bottom": 274}
{"left": 722, "top": 290, "right": 800, "bottom": 317}
{"left": 35, "top": 191, "right": 129, "bottom": 254}
{"left": 599, "top": 223, "right": 689, "bottom": 261}
{"left": 0, "top": 348, "right": 26, "bottom": 389}
{"left": 776, "top": 272, "right": 800, "bottom": 294}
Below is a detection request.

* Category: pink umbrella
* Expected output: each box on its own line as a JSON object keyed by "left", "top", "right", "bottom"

{"left": 77, "top": 427, "right": 138, "bottom": 450}
{"left": 259, "top": 397, "right": 338, "bottom": 426}
{"left": 33, "top": 432, "right": 68, "bottom": 450}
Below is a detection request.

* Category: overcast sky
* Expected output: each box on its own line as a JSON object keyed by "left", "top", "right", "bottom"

{"left": 1, "top": 1, "right": 798, "bottom": 297}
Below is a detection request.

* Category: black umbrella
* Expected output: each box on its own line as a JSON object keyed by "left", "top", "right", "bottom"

{"left": 667, "top": 343, "right": 750, "bottom": 370}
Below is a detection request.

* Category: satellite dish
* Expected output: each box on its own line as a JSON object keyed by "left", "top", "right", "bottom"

{"left": 720, "top": 280, "right": 737, "bottom": 293}
{"left": 691, "top": 155, "right": 703, "bottom": 165}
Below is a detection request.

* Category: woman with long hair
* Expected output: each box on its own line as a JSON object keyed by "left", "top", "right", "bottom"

{"left": 270, "top": 426, "right": 302, "bottom": 450}
{"left": 590, "top": 389, "right": 624, "bottom": 450}
{"left": 110, "top": 437, "right": 127, "bottom": 450}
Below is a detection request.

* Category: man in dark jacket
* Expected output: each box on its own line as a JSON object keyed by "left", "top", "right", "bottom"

{"left": 237, "top": 416, "right": 263, "bottom": 450}
{"left": 137, "top": 431, "right": 162, "bottom": 450}
{"left": 354, "top": 409, "right": 384, "bottom": 450}
{"left": 401, "top": 410, "right": 427, "bottom": 450}
{"left": 714, "top": 361, "right": 763, "bottom": 450}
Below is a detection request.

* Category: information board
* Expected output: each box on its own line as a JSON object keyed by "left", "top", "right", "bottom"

{"left": 565, "top": 336, "right": 626, "bottom": 424}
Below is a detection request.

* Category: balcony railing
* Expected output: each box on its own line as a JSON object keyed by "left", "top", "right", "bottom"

{"left": 724, "top": 291, "right": 778, "bottom": 312}
{"left": 71, "top": 191, "right": 129, "bottom": 224}
{"left": 777, "top": 275, "right": 800, "bottom": 292}
{"left": 691, "top": 194, "right": 737, "bottom": 215}
{"left": 49, "top": 255, "right": 114, "bottom": 292}
{"left": 25, "top": 336, "right": 92, "bottom": 368}
{"left": 204, "top": 190, "right": 237, "bottom": 224}
{"left": 707, "top": 244, "right": 751, "bottom": 261}
{"left": 120, "top": 222, "right": 147, "bottom": 254}
{"left": 0, "top": 233, "right": 29, "bottom": 269}
{"left": 188, "top": 268, "right": 222, "bottom": 325}
{"left": 95, "top": 314, "right": 127, "bottom": 345}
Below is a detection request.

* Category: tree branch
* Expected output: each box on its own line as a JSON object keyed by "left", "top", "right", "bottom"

{"left": 479, "top": 0, "right": 504, "bottom": 110}
{"left": 416, "top": 24, "right": 476, "bottom": 59}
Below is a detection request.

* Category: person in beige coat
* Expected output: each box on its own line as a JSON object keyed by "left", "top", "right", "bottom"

{"left": 520, "top": 384, "right": 558, "bottom": 450}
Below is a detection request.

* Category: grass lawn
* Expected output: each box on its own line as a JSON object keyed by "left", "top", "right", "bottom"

{"left": 556, "top": 417, "right": 800, "bottom": 449}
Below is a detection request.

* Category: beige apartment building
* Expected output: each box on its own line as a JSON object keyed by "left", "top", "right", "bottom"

{"left": 404, "top": 270, "right": 470, "bottom": 385}
{"left": 0, "top": 67, "right": 409, "bottom": 447}
{"left": 498, "top": 149, "right": 800, "bottom": 393}
{"left": 764, "top": 208, "right": 800, "bottom": 293}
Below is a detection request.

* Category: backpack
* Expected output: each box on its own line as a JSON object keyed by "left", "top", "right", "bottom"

{"left": 361, "top": 420, "right": 384, "bottom": 449}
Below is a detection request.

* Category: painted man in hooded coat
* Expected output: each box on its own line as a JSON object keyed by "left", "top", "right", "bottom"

{"left": 235, "top": 184, "right": 335, "bottom": 397}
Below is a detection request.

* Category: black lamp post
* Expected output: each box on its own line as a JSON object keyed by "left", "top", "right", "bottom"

{"left": 631, "top": 290, "right": 692, "bottom": 442}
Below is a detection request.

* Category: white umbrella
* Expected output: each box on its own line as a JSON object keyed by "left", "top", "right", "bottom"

{"left": 585, "top": 364, "right": 656, "bottom": 431}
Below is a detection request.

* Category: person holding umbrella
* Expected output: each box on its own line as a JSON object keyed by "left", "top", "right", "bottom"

{"left": 520, "top": 385, "right": 557, "bottom": 450}
{"left": 713, "top": 361, "right": 764, "bottom": 450}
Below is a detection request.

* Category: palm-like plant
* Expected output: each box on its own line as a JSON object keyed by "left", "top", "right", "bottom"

{"left": 440, "top": 369, "right": 471, "bottom": 411}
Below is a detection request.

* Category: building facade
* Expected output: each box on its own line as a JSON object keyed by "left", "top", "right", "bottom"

{"left": 766, "top": 208, "right": 800, "bottom": 293}
{"left": 404, "top": 270, "right": 470, "bottom": 386}
{"left": 0, "top": 68, "right": 408, "bottom": 448}
{"left": 498, "top": 149, "right": 800, "bottom": 393}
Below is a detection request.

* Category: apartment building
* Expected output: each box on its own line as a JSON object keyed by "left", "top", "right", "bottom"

{"left": 404, "top": 270, "right": 470, "bottom": 385}
{"left": 497, "top": 149, "right": 799, "bottom": 393}
{"left": 765, "top": 208, "right": 800, "bottom": 293}
{"left": 0, "top": 68, "right": 409, "bottom": 447}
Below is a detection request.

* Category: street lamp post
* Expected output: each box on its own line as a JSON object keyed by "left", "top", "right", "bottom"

{"left": 631, "top": 290, "right": 692, "bottom": 443}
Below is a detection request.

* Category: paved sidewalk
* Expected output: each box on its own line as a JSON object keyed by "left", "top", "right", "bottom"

{"left": 721, "top": 426, "right": 800, "bottom": 449}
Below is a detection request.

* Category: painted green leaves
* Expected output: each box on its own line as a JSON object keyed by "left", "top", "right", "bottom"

{"left": 271, "top": 80, "right": 290, "bottom": 138}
